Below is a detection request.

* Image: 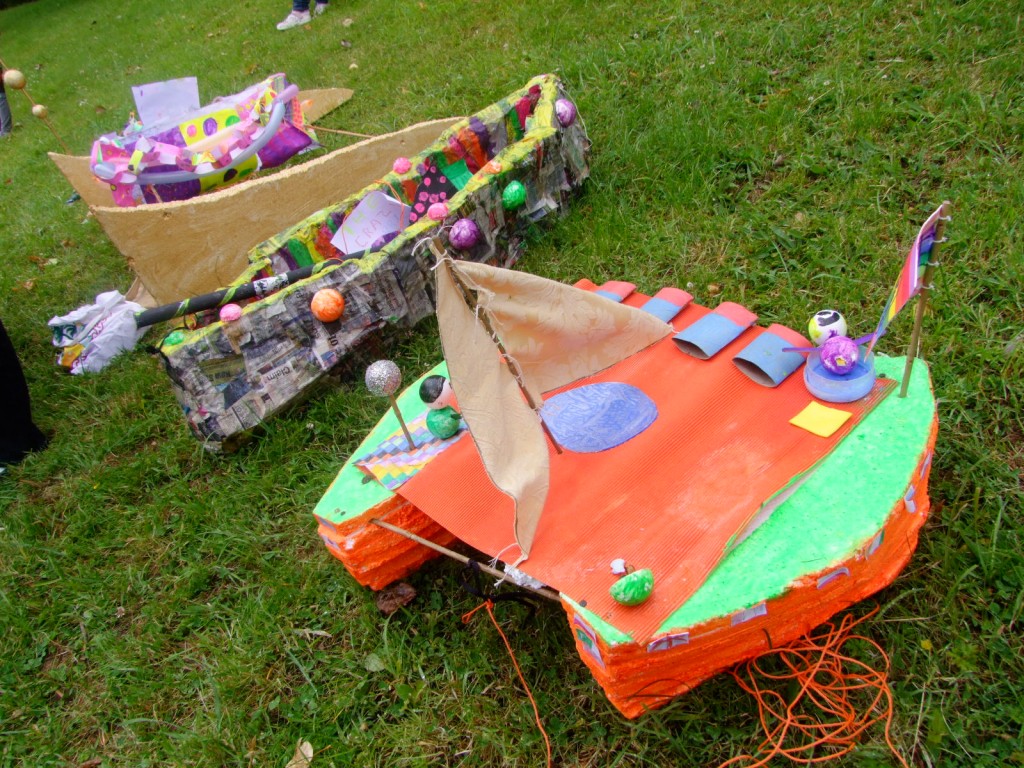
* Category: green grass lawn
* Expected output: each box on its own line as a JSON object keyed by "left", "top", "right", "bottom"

{"left": 1, "top": 0, "right": 1022, "bottom": 765}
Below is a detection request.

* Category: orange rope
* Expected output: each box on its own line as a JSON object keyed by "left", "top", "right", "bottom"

{"left": 463, "top": 601, "right": 553, "bottom": 768}
{"left": 718, "top": 607, "right": 910, "bottom": 768}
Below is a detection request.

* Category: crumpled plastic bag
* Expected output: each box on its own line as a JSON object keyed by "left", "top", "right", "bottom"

{"left": 48, "top": 290, "right": 146, "bottom": 374}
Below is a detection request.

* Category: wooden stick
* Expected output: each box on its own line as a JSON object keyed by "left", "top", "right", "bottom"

{"left": 1, "top": 60, "right": 71, "bottom": 153}
{"left": 900, "top": 201, "right": 950, "bottom": 397}
{"left": 388, "top": 393, "right": 416, "bottom": 450}
{"left": 311, "top": 125, "right": 376, "bottom": 139}
{"left": 369, "top": 517, "right": 562, "bottom": 603}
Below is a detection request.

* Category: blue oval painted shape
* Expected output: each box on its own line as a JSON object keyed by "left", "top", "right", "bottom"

{"left": 540, "top": 382, "right": 658, "bottom": 453}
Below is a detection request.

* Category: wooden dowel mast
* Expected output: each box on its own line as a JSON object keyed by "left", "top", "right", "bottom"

{"left": 900, "top": 201, "right": 950, "bottom": 397}
{"left": 369, "top": 517, "right": 562, "bottom": 603}
{"left": 388, "top": 393, "right": 416, "bottom": 450}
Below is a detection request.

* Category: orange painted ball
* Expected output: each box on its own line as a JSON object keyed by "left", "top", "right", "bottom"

{"left": 310, "top": 288, "right": 345, "bottom": 322}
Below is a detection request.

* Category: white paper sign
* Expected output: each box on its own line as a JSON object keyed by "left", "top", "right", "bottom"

{"left": 132, "top": 77, "right": 201, "bottom": 129}
{"left": 330, "top": 191, "right": 412, "bottom": 256}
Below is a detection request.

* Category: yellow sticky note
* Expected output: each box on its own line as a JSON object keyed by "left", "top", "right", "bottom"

{"left": 790, "top": 401, "right": 853, "bottom": 438}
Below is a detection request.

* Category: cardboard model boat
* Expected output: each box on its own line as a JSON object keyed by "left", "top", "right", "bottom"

{"left": 313, "top": 206, "right": 948, "bottom": 718}
{"left": 49, "top": 84, "right": 367, "bottom": 306}
{"left": 154, "top": 74, "right": 591, "bottom": 450}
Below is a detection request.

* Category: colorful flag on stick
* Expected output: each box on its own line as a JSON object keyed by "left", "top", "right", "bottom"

{"left": 867, "top": 204, "right": 947, "bottom": 354}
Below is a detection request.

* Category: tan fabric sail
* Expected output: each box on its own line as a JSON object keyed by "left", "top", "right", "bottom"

{"left": 449, "top": 260, "right": 672, "bottom": 402}
{"left": 435, "top": 258, "right": 671, "bottom": 557}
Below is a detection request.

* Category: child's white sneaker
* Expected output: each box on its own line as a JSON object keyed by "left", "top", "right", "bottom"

{"left": 276, "top": 10, "right": 311, "bottom": 30}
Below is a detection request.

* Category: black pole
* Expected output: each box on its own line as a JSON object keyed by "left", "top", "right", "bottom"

{"left": 133, "top": 251, "right": 367, "bottom": 329}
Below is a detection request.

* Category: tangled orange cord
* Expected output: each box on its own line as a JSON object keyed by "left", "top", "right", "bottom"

{"left": 463, "top": 600, "right": 553, "bottom": 768}
{"left": 718, "top": 607, "right": 910, "bottom": 767}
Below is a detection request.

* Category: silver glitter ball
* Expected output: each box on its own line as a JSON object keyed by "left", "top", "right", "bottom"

{"left": 365, "top": 359, "right": 402, "bottom": 397}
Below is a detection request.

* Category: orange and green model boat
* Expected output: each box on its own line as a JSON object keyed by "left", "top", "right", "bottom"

{"left": 312, "top": 204, "right": 948, "bottom": 718}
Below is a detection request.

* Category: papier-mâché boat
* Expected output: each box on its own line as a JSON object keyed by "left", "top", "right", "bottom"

{"left": 313, "top": 205, "right": 948, "bottom": 718}
{"left": 154, "top": 74, "right": 591, "bottom": 450}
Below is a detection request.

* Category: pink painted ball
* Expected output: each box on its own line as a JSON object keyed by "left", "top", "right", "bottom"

{"left": 555, "top": 98, "right": 577, "bottom": 127}
{"left": 219, "top": 303, "right": 242, "bottom": 323}
{"left": 820, "top": 335, "right": 859, "bottom": 375}
{"left": 310, "top": 288, "right": 345, "bottom": 322}
{"left": 392, "top": 156, "right": 412, "bottom": 174}
{"left": 427, "top": 202, "right": 449, "bottom": 221}
{"left": 449, "top": 218, "right": 481, "bottom": 249}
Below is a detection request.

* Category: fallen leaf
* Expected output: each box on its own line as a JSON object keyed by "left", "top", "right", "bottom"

{"left": 375, "top": 582, "right": 416, "bottom": 615}
{"left": 363, "top": 652, "right": 386, "bottom": 672}
{"left": 340, "top": 40, "right": 352, "bottom": 48}
{"left": 285, "top": 740, "right": 314, "bottom": 768}
{"left": 349, "top": 62, "right": 359, "bottom": 70}
{"left": 21, "top": 280, "right": 35, "bottom": 291}
{"left": 95, "top": 105, "right": 106, "bottom": 115}
{"left": 76, "top": 759, "right": 103, "bottom": 768}
{"left": 293, "top": 628, "right": 332, "bottom": 640}
{"left": 342, "top": 17, "right": 354, "bottom": 26}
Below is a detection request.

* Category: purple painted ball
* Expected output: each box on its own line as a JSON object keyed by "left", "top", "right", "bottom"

{"left": 555, "top": 98, "right": 577, "bottom": 127}
{"left": 449, "top": 218, "right": 481, "bottom": 249}
{"left": 820, "top": 335, "right": 859, "bottom": 375}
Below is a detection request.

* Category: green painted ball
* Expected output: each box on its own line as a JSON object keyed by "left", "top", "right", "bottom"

{"left": 426, "top": 406, "right": 461, "bottom": 439}
{"left": 501, "top": 180, "right": 527, "bottom": 210}
{"left": 610, "top": 568, "right": 654, "bottom": 606}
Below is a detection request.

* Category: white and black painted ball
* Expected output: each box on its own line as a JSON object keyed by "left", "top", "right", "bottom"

{"left": 419, "top": 375, "right": 455, "bottom": 410}
{"left": 808, "top": 309, "right": 848, "bottom": 346}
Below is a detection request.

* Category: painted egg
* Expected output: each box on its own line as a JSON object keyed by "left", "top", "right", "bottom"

{"left": 610, "top": 568, "right": 654, "bottom": 606}
{"left": 392, "top": 157, "right": 412, "bottom": 174}
{"left": 449, "top": 218, "right": 481, "bottom": 250}
{"left": 219, "top": 303, "right": 242, "bottom": 323}
{"left": 555, "top": 98, "right": 577, "bottom": 127}
{"left": 502, "top": 180, "right": 527, "bottom": 210}
{"left": 808, "top": 309, "right": 848, "bottom": 346}
{"left": 427, "top": 202, "right": 449, "bottom": 221}
{"left": 310, "top": 288, "right": 345, "bottom": 322}
{"left": 820, "top": 335, "right": 859, "bottom": 375}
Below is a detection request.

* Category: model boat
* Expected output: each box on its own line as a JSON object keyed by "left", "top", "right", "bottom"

{"left": 312, "top": 205, "right": 948, "bottom": 718}
{"left": 153, "top": 74, "right": 591, "bottom": 450}
{"left": 49, "top": 82, "right": 361, "bottom": 306}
